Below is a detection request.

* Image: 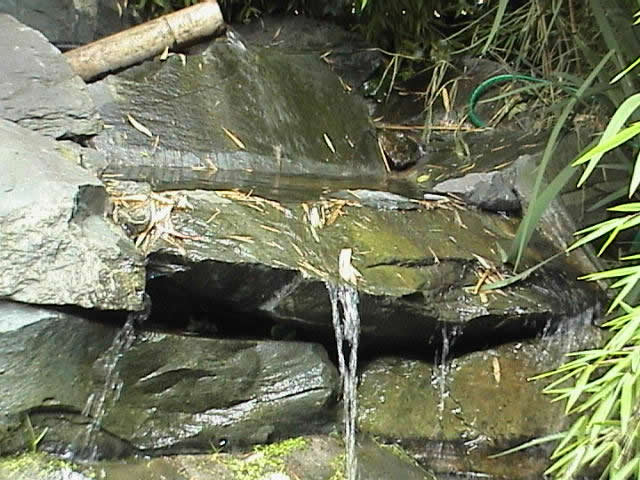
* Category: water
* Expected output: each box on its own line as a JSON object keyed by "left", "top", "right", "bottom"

{"left": 434, "top": 325, "right": 462, "bottom": 415}
{"left": 73, "top": 301, "right": 149, "bottom": 460}
{"left": 327, "top": 282, "right": 361, "bottom": 480}
{"left": 431, "top": 324, "right": 462, "bottom": 463}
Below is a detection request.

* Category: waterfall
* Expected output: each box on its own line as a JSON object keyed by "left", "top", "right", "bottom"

{"left": 327, "top": 281, "right": 361, "bottom": 480}
{"left": 74, "top": 298, "right": 149, "bottom": 460}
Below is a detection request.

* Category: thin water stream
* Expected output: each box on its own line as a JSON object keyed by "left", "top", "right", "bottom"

{"left": 73, "top": 301, "right": 149, "bottom": 460}
{"left": 327, "top": 282, "right": 361, "bottom": 480}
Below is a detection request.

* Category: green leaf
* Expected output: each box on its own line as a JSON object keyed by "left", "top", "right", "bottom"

{"left": 632, "top": 149, "right": 640, "bottom": 197}
{"left": 507, "top": 50, "right": 614, "bottom": 271}
{"left": 609, "top": 203, "right": 640, "bottom": 212}
{"left": 553, "top": 416, "right": 587, "bottom": 457}
{"left": 573, "top": 92, "right": 640, "bottom": 187}
{"left": 573, "top": 123, "right": 640, "bottom": 169}
{"left": 619, "top": 372, "right": 633, "bottom": 433}
{"left": 481, "top": 0, "right": 508, "bottom": 55}
{"left": 569, "top": 217, "right": 627, "bottom": 252}
{"left": 488, "top": 432, "right": 564, "bottom": 458}
{"left": 566, "top": 366, "right": 595, "bottom": 413}
{"left": 611, "top": 56, "right": 640, "bottom": 84}
{"left": 611, "top": 457, "right": 640, "bottom": 480}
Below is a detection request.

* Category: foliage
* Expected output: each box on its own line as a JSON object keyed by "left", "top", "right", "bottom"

{"left": 494, "top": 7, "right": 640, "bottom": 477}
{"left": 131, "top": 0, "right": 361, "bottom": 22}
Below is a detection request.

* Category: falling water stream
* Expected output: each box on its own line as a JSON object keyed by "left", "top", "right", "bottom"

{"left": 73, "top": 300, "right": 149, "bottom": 460}
{"left": 327, "top": 282, "right": 361, "bottom": 480}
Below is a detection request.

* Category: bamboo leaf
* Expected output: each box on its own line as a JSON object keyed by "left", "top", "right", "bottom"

{"left": 568, "top": 217, "right": 627, "bottom": 252}
{"left": 573, "top": 123, "right": 640, "bottom": 168}
{"left": 611, "top": 56, "right": 640, "bottom": 84}
{"left": 566, "top": 367, "right": 593, "bottom": 413}
{"left": 611, "top": 458, "right": 639, "bottom": 480}
{"left": 619, "top": 373, "right": 633, "bottom": 433}
{"left": 573, "top": 91, "right": 640, "bottom": 187}
{"left": 481, "top": 0, "right": 509, "bottom": 55}
{"left": 631, "top": 149, "right": 640, "bottom": 196}
{"left": 609, "top": 203, "right": 640, "bottom": 212}
{"left": 488, "top": 432, "right": 564, "bottom": 458}
{"left": 553, "top": 416, "right": 587, "bottom": 456}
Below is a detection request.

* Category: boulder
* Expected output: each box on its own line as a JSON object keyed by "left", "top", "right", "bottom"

{"left": 0, "top": 119, "right": 144, "bottom": 310}
{"left": 0, "top": 0, "right": 137, "bottom": 48}
{"left": 357, "top": 315, "right": 604, "bottom": 479}
{"left": 0, "top": 301, "right": 338, "bottom": 458}
{"left": 0, "top": 15, "right": 101, "bottom": 139}
{"left": 89, "top": 30, "right": 384, "bottom": 180}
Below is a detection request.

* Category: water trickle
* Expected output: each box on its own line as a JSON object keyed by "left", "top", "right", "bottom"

{"left": 74, "top": 299, "right": 149, "bottom": 460}
{"left": 434, "top": 324, "right": 462, "bottom": 415}
{"left": 327, "top": 282, "right": 361, "bottom": 480}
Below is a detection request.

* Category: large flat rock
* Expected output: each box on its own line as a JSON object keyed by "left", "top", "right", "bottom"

{"left": 89, "top": 31, "right": 384, "bottom": 180}
{"left": 106, "top": 180, "right": 602, "bottom": 351}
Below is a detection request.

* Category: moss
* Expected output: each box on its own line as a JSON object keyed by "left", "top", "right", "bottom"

{"left": 328, "top": 453, "right": 346, "bottom": 480}
{"left": 0, "top": 452, "right": 94, "bottom": 479}
{"left": 214, "top": 437, "right": 308, "bottom": 480}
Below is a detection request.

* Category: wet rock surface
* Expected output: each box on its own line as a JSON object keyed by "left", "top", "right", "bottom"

{"left": 90, "top": 31, "right": 383, "bottom": 180}
{"left": 233, "top": 14, "right": 384, "bottom": 90}
{"left": 358, "top": 316, "right": 604, "bottom": 479}
{"left": 0, "top": 11, "right": 612, "bottom": 480}
{"left": 0, "top": 435, "right": 438, "bottom": 480}
{"left": 0, "top": 301, "right": 338, "bottom": 457}
{"left": 105, "top": 179, "right": 601, "bottom": 353}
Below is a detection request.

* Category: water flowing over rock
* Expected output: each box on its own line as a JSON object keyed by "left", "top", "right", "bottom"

{"left": 0, "top": 11, "right": 613, "bottom": 480}
{"left": 0, "top": 301, "right": 338, "bottom": 458}
{"left": 357, "top": 312, "right": 604, "bottom": 479}
{"left": 0, "top": 14, "right": 101, "bottom": 139}
{"left": 107, "top": 179, "right": 601, "bottom": 352}
{"left": 88, "top": 30, "right": 384, "bottom": 181}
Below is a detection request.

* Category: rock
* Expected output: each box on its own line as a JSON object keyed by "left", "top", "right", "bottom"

{"left": 0, "top": 15, "right": 101, "bottom": 139}
{"left": 0, "top": 0, "right": 97, "bottom": 46}
{"left": 0, "top": 119, "right": 144, "bottom": 310}
{"left": 0, "top": 301, "right": 337, "bottom": 458}
{"left": 0, "top": 301, "right": 125, "bottom": 456}
{"left": 357, "top": 315, "right": 604, "bottom": 479}
{"left": 105, "top": 180, "right": 601, "bottom": 352}
{"left": 101, "top": 332, "right": 338, "bottom": 454}
{"left": 1, "top": 435, "right": 437, "bottom": 480}
{"left": 432, "top": 170, "right": 520, "bottom": 212}
{"left": 233, "top": 15, "right": 383, "bottom": 90}
{"left": 0, "top": 0, "right": 137, "bottom": 48}
{"left": 88, "top": 30, "right": 384, "bottom": 179}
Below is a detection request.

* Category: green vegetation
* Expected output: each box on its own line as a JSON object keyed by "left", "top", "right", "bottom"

{"left": 328, "top": 453, "right": 347, "bottom": 480}
{"left": 0, "top": 452, "right": 91, "bottom": 479}
{"left": 24, "top": 415, "right": 47, "bottom": 454}
{"left": 213, "top": 437, "right": 307, "bottom": 480}
{"left": 485, "top": 3, "right": 640, "bottom": 479}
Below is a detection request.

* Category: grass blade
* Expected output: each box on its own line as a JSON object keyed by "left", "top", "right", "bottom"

{"left": 508, "top": 50, "right": 615, "bottom": 270}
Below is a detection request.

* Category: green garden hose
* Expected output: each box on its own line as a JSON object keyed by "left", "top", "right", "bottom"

{"left": 469, "top": 74, "right": 561, "bottom": 128}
